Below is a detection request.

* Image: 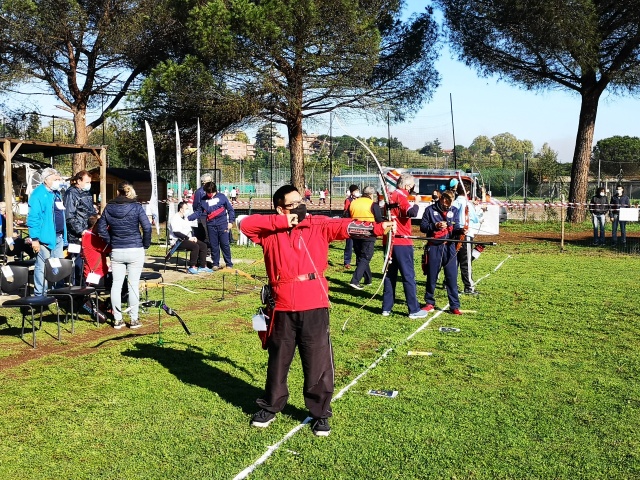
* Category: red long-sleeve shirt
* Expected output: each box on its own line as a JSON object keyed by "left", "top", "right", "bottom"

{"left": 240, "top": 213, "right": 385, "bottom": 311}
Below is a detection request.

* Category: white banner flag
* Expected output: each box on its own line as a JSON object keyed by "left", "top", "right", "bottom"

{"left": 196, "top": 118, "right": 201, "bottom": 188}
{"left": 176, "top": 121, "right": 182, "bottom": 199}
{"left": 145, "top": 121, "right": 160, "bottom": 235}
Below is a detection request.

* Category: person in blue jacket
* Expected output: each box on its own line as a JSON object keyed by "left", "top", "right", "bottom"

{"left": 419, "top": 189, "right": 462, "bottom": 315}
{"left": 192, "top": 181, "right": 235, "bottom": 270}
{"left": 97, "top": 182, "right": 151, "bottom": 329}
{"left": 27, "top": 167, "right": 67, "bottom": 296}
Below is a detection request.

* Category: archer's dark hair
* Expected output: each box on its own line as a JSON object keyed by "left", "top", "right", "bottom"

{"left": 273, "top": 185, "right": 299, "bottom": 210}
{"left": 348, "top": 184, "right": 360, "bottom": 194}
{"left": 177, "top": 201, "right": 186, "bottom": 211}
{"left": 204, "top": 181, "right": 217, "bottom": 194}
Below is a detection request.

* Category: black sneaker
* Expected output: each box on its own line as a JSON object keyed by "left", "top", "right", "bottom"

{"left": 463, "top": 288, "right": 479, "bottom": 295}
{"left": 311, "top": 417, "right": 330, "bottom": 437}
{"left": 250, "top": 409, "right": 276, "bottom": 428}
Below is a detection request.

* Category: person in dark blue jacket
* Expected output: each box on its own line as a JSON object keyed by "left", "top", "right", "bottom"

{"left": 97, "top": 182, "right": 151, "bottom": 329}
{"left": 64, "top": 170, "right": 96, "bottom": 284}
{"left": 419, "top": 190, "right": 462, "bottom": 315}
{"left": 193, "top": 181, "right": 235, "bottom": 269}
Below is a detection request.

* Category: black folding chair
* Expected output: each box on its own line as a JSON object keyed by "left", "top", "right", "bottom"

{"left": 164, "top": 239, "right": 187, "bottom": 272}
{"left": 0, "top": 265, "right": 59, "bottom": 348}
{"left": 44, "top": 258, "right": 97, "bottom": 332}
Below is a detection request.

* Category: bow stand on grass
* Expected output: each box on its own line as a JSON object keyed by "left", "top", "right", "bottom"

{"left": 334, "top": 115, "right": 394, "bottom": 332}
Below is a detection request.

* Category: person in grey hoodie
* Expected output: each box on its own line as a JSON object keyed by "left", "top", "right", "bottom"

{"left": 97, "top": 182, "right": 151, "bottom": 329}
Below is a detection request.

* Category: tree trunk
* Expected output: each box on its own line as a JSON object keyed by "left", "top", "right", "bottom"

{"left": 288, "top": 115, "right": 305, "bottom": 192}
{"left": 567, "top": 89, "right": 601, "bottom": 223}
{"left": 72, "top": 107, "right": 88, "bottom": 173}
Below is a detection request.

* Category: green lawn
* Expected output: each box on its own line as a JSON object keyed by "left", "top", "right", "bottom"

{"left": 0, "top": 226, "right": 638, "bottom": 479}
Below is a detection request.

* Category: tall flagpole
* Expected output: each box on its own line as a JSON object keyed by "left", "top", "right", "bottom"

{"left": 196, "top": 118, "right": 201, "bottom": 188}
{"left": 175, "top": 122, "right": 182, "bottom": 198}
{"left": 145, "top": 121, "right": 160, "bottom": 235}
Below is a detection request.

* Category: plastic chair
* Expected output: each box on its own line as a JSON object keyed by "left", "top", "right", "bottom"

{"left": 0, "top": 265, "right": 59, "bottom": 348}
{"left": 44, "top": 258, "right": 96, "bottom": 333}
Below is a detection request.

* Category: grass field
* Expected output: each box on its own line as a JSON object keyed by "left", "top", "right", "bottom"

{"left": 0, "top": 222, "right": 639, "bottom": 479}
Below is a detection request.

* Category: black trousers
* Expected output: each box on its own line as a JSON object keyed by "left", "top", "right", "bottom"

{"left": 351, "top": 239, "right": 375, "bottom": 285}
{"left": 178, "top": 239, "right": 208, "bottom": 267}
{"left": 456, "top": 236, "right": 474, "bottom": 290}
{"left": 258, "top": 308, "right": 334, "bottom": 419}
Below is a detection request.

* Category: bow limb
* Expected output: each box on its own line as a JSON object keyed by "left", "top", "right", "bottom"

{"left": 334, "top": 115, "right": 394, "bottom": 332}
{"left": 333, "top": 115, "right": 393, "bottom": 274}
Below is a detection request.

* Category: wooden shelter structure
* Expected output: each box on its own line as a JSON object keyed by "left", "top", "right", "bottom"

{"left": 1, "top": 137, "right": 107, "bottom": 240}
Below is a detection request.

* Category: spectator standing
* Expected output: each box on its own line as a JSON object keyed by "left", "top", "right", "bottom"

{"left": 589, "top": 187, "right": 609, "bottom": 246}
{"left": 190, "top": 173, "right": 213, "bottom": 245}
{"left": 348, "top": 186, "right": 383, "bottom": 289}
{"left": 27, "top": 168, "right": 67, "bottom": 296}
{"left": 319, "top": 188, "right": 326, "bottom": 204}
{"left": 230, "top": 187, "right": 238, "bottom": 204}
{"left": 97, "top": 182, "right": 151, "bottom": 329}
{"left": 196, "top": 182, "right": 235, "bottom": 269}
{"left": 419, "top": 190, "right": 462, "bottom": 315}
{"left": 342, "top": 184, "right": 360, "bottom": 268}
{"left": 170, "top": 201, "right": 211, "bottom": 274}
{"left": 382, "top": 174, "right": 426, "bottom": 318}
{"left": 239, "top": 185, "right": 394, "bottom": 436}
{"left": 610, "top": 185, "right": 630, "bottom": 246}
{"left": 64, "top": 170, "right": 96, "bottom": 284}
{"left": 451, "top": 180, "right": 482, "bottom": 295}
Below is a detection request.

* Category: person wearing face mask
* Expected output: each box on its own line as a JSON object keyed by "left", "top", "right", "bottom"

{"left": 197, "top": 181, "right": 235, "bottom": 270}
{"left": 381, "top": 174, "right": 426, "bottom": 318}
{"left": 588, "top": 186, "right": 609, "bottom": 246}
{"left": 610, "top": 185, "right": 630, "bottom": 246}
{"left": 348, "top": 185, "right": 384, "bottom": 289}
{"left": 419, "top": 189, "right": 462, "bottom": 315}
{"left": 64, "top": 170, "right": 97, "bottom": 284}
{"left": 170, "top": 201, "right": 211, "bottom": 274}
{"left": 342, "top": 184, "right": 361, "bottom": 268}
{"left": 239, "top": 185, "right": 395, "bottom": 437}
{"left": 27, "top": 167, "right": 67, "bottom": 296}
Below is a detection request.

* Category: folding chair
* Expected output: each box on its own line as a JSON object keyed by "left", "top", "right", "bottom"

{"left": 0, "top": 265, "right": 59, "bottom": 348}
{"left": 164, "top": 239, "right": 188, "bottom": 272}
{"left": 44, "top": 258, "right": 96, "bottom": 333}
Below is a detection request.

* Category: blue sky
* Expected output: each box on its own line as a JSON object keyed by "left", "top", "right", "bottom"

{"left": 339, "top": 0, "right": 640, "bottom": 163}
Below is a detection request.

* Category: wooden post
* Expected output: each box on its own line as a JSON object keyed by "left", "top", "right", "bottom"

{"left": 560, "top": 194, "right": 565, "bottom": 251}
{"left": 2, "top": 139, "right": 14, "bottom": 239}
{"left": 100, "top": 147, "right": 107, "bottom": 212}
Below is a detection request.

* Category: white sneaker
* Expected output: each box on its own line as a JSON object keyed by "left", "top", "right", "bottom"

{"left": 349, "top": 283, "right": 364, "bottom": 290}
{"left": 409, "top": 309, "right": 428, "bottom": 319}
{"left": 382, "top": 311, "right": 391, "bottom": 317}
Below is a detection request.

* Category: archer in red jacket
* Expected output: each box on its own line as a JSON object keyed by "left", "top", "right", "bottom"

{"left": 240, "top": 185, "right": 394, "bottom": 437}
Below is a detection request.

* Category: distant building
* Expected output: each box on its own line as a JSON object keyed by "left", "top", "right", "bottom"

{"left": 219, "top": 133, "right": 255, "bottom": 160}
{"left": 301, "top": 133, "right": 330, "bottom": 155}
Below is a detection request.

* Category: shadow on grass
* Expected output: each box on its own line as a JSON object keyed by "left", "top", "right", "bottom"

{"left": 122, "top": 343, "right": 309, "bottom": 421}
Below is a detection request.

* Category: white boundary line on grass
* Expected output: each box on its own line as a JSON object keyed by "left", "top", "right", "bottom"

{"left": 233, "top": 255, "right": 512, "bottom": 480}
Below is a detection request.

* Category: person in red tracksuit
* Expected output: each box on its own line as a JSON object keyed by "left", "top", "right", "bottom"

{"left": 382, "top": 174, "right": 426, "bottom": 319}
{"left": 240, "top": 185, "right": 394, "bottom": 437}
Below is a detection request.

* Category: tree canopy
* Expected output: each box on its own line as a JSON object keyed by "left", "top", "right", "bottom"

{"left": 0, "top": 0, "right": 188, "bottom": 171}
{"left": 182, "top": 0, "right": 440, "bottom": 191}
{"left": 435, "top": 0, "right": 640, "bottom": 220}
{"left": 591, "top": 135, "right": 640, "bottom": 178}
